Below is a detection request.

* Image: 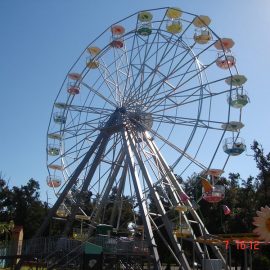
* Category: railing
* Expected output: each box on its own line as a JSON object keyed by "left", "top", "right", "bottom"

{"left": 0, "top": 235, "right": 149, "bottom": 258}
{"left": 89, "top": 236, "right": 149, "bottom": 255}
{"left": 0, "top": 237, "right": 83, "bottom": 258}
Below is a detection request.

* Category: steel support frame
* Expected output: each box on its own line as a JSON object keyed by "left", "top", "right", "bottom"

{"left": 63, "top": 134, "right": 111, "bottom": 235}
{"left": 109, "top": 163, "right": 128, "bottom": 226}
{"left": 146, "top": 132, "right": 228, "bottom": 268}
{"left": 144, "top": 132, "right": 205, "bottom": 258}
{"left": 87, "top": 148, "right": 126, "bottom": 229}
{"left": 127, "top": 130, "right": 191, "bottom": 270}
{"left": 122, "top": 127, "right": 162, "bottom": 270}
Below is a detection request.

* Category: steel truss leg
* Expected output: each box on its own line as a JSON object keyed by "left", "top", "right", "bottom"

{"left": 143, "top": 132, "right": 205, "bottom": 258}
{"left": 63, "top": 133, "right": 112, "bottom": 235}
{"left": 122, "top": 128, "right": 162, "bottom": 270}
{"left": 128, "top": 131, "right": 191, "bottom": 270}
{"left": 87, "top": 148, "right": 126, "bottom": 229}
{"left": 109, "top": 163, "right": 128, "bottom": 226}
{"left": 148, "top": 215, "right": 182, "bottom": 267}
{"left": 146, "top": 132, "right": 227, "bottom": 268}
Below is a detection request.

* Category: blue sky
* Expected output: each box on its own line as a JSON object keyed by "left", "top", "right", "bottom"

{"left": 1, "top": 0, "right": 269, "bottom": 202}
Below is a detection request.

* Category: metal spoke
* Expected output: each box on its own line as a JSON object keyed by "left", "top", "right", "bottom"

{"left": 81, "top": 81, "right": 117, "bottom": 108}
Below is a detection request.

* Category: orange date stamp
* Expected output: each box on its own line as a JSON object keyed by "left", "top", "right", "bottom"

{"left": 223, "top": 240, "right": 261, "bottom": 250}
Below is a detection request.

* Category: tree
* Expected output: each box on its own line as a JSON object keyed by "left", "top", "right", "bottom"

{"left": 0, "top": 220, "right": 14, "bottom": 242}
{"left": 251, "top": 140, "right": 270, "bottom": 205}
{"left": 0, "top": 177, "right": 47, "bottom": 239}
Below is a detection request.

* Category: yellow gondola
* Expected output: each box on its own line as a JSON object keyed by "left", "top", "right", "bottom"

{"left": 56, "top": 204, "right": 69, "bottom": 218}
{"left": 193, "top": 15, "right": 212, "bottom": 44}
{"left": 87, "top": 46, "right": 101, "bottom": 56}
{"left": 166, "top": 8, "right": 182, "bottom": 34}
{"left": 166, "top": 7, "right": 182, "bottom": 19}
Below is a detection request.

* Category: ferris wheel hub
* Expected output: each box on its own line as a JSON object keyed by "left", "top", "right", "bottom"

{"left": 117, "top": 106, "right": 127, "bottom": 114}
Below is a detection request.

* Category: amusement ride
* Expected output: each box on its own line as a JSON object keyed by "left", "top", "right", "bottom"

{"left": 28, "top": 7, "right": 251, "bottom": 270}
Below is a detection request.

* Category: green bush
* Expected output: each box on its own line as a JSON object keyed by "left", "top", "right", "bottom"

{"left": 252, "top": 255, "right": 270, "bottom": 270}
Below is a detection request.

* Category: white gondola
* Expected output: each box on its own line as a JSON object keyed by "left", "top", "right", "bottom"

{"left": 53, "top": 112, "right": 66, "bottom": 124}
{"left": 54, "top": 102, "right": 68, "bottom": 109}
{"left": 48, "top": 133, "right": 62, "bottom": 140}
{"left": 221, "top": 121, "right": 244, "bottom": 132}
{"left": 228, "top": 91, "right": 249, "bottom": 108}
{"left": 225, "top": 75, "right": 247, "bottom": 86}
{"left": 47, "top": 144, "right": 60, "bottom": 156}
{"left": 223, "top": 137, "right": 246, "bottom": 156}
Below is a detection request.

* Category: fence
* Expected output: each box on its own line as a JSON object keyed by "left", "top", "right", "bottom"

{"left": 90, "top": 235, "right": 149, "bottom": 255}
{"left": 0, "top": 237, "right": 83, "bottom": 258}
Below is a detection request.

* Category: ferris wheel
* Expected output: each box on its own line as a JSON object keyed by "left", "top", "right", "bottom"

{"left": 44, "top": 7, "right": 248, "bottom": 269}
